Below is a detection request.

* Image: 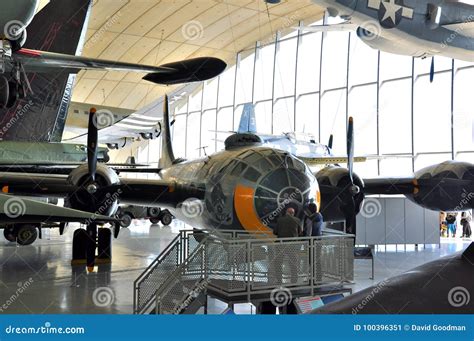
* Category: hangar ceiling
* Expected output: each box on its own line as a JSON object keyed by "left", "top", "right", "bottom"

{"left": 39, "top": 0, "right": 324, "bottom": 112}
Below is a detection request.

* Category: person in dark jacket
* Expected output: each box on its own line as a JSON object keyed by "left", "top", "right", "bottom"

{"left": 273, "top": 207, "right": 301, "bottom": 285}
{"left": 274, "top": 207, "right": 301, "bottom": 238}
{"left": 446, "top": 213, "right": 457, "bottom": 238}
{"left": 461, "top": 212, "right": 472, "bottom": 239}
{"left": 304, "top": 203, "right": 323, "bottom": 237}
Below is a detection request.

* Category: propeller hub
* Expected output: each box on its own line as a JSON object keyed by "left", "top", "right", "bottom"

{"left": 350, "top": 184, "right": 360, "bottom": 195}
{"left": 87, "top": 183, "right": 98, "bottom": 194}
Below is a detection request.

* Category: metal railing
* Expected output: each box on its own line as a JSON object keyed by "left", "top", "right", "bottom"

{"left": 134, "top": 229, "right": 354, "bottom": 314}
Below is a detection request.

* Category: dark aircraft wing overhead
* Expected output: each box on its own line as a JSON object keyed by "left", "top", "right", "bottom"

{"left": 15, "top": 50, "right": 227, "bottom": 85}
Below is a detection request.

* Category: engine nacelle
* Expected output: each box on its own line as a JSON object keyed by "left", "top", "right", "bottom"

{"left": 408, "top": 161, "right": 474, "bottom": 211}
{"left": 66, "top": 164, "right": 120, "bottom": 215}
{"left": 315, "top": 166, "right": 364, "bottom": 222}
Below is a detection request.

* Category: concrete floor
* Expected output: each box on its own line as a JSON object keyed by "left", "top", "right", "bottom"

{"left": 0, "top": 220, "right": 471, "bottom": 314}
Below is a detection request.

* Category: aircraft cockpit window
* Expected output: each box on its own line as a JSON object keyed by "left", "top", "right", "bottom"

{"left": 260, "top": 168, "right": 289, "bottom": 189}
{"left": 230, "top": 161, "right": 247, "bottom": 177}
{"left": 254, "top": 157, "right": 272, "bottom": 172}
{"left": 268, "top": 154, "right": 282, "bottom": 167}
{"left": 243, "top": 167, "right": 261, "bottom": 182}
{"left": 242, "top": 151, "right": 262, "bottom": 165}
{"left": 293, "top": 159, "right": 306, "bottom": 172}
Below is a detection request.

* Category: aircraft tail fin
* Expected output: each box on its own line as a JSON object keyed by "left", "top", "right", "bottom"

{"left": 159, "top": 95, "right": 176, "bottom": 169}
{"left": 0, "top": 0, "right": 92, "bottom": 142}
{"left": 237, "top": 103, "right": 257, "bottom": 134}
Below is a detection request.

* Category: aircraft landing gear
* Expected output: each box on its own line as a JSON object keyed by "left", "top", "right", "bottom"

{"left": 71, "top": 224, "right": 113, "bottom": 271}
{"left": 3, "top": 224, "right": 39, "bottom": 245}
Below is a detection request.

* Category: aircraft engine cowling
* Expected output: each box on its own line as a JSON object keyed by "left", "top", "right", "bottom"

{"left": 315, "top": 166, "right": 365, "bottom": 223}
{"left": 408, "top": 161, "right": 474, "bottom": 211}
{"left": 66, "top": 164, "right": 120, "bottom": 216}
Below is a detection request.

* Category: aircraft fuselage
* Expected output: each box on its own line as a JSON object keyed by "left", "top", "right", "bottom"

{"left": 159, "top": 145, "right": 319, "bottom": 233}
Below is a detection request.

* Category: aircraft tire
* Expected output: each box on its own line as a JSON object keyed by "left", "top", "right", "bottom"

{"left": 3, "top": 226, "right": 16, "bottom": 242}
{"left": 148, "top": 207, "right": 160, "bottom": 218}
{"left": 160, "top": 211, "right": 173, "bottom": 226}
{"left": 6, "top": 81, "right": 19, "bottom": 108}
{"left": 150, "top": 217, "right": 160, "bottom": 225}
{"left": 120, "top": 213, "right": 132, "bottom": 228}
{"left": 15, "top": 224, "right": 38, "bottom": 246}
{"left": 72, "top": 229, "right": 88, "bottom": 260}
{"left": 97, "top": 228, "right": 112, "bottom": 260}
{"left": 0, "top": 76, "right": 9, "bottom": 109}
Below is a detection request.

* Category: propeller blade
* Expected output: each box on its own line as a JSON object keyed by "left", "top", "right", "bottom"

{"left": 430, "top": 57, "right": 435, "bottom": 83}
{"left": 328, "top": 134, "right": 334, "bottom": 150}
{"left": 113, "top": 221, "right": 121, "bottom": 239}
{"left": 87, "top": 108, "right": 98, "bottom": 182}
{"left": 59, "top": 222, "right": 67, "bottom": 235}
{"left": 347, "top": 117, "right": 354, "bottom": 183}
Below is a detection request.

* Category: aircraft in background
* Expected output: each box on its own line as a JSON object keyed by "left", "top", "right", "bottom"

{"left": 230, "top": 103, "right": 368, "bottom": 166}
{"left": 64, "top": 100, "right": 165, "bottom": 150}
{"left": 0, "top": 141, "right": 110, "bottom": 163}
{"left": 0, "top": 0, "right": 226, "bottom": 142}
{"left": 306, "top": 0, "right": 474, "bottom": 81}
{"left": 0, "top": 192, "right": 116, "bottom": 246}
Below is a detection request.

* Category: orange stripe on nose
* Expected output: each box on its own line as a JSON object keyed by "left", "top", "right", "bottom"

{"left": 234, "top": 185, "right": 273, "bottom": 235}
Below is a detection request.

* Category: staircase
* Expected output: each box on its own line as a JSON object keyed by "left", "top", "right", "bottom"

{"left": 134, "top": 229, "right": 355, "bottom": 315}
{"left": 133, "top": 230, "right": 203, "bottom": 314}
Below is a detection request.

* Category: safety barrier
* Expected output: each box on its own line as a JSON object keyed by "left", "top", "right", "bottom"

{"left": 134, "top": 229, "right": 354, "bottom": 314}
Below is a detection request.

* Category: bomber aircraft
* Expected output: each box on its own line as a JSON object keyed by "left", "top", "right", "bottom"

{"left": 0, "top": 95, "right": 473, "bottom": 271}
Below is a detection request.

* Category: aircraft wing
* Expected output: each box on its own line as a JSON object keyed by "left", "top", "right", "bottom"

{"left": 14, "top": 51, "right": 227, "bottom": 85}
{"left": 297, "top": 23, "right": 357, "bottom": 33}
{"left": 0, "top": 172, "right": 205, "bottom": 208}
{"left": 442, "top": 22, "right": 474, "bottom": 38}
{"left": 64, "top": 99, "right": 164, "bottom": 145}
{"left": 300, "top": 156, "right": 367, "bottom": 165}
{"left": 0, "top": 193, "right": 115, "bottom": 224}
{"left": 362, "top": 177, "right": 418, "bottom": 195}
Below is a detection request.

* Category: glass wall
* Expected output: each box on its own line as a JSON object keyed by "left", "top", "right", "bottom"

{"left": 148, "top": 22, "right": 474, "bottom": 178}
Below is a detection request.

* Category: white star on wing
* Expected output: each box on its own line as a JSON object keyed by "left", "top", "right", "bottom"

{"left": 381, "top": 0, "right": 402, "bottom": 24}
